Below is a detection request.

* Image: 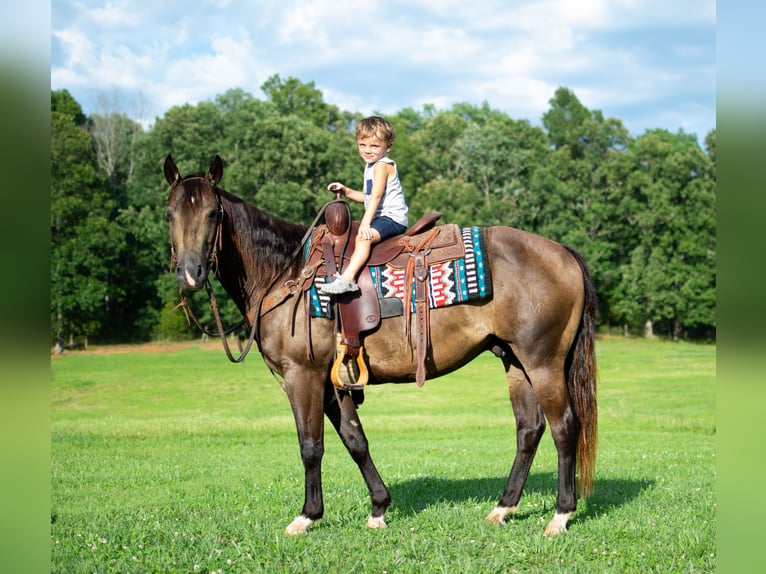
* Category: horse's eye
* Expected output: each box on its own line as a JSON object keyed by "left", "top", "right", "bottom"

{"left": 165, "top": 209, "right": 173, "bottom": 222}
{"left": 208, "top": 210, "right": 219, "bottom": 222}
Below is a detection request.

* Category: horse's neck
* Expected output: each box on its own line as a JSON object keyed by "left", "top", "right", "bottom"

{"left": 217, "top": 194, "right": 306, "bottom": 313}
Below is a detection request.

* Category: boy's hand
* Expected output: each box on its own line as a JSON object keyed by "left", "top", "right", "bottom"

{"left": 357, "top": 223, "right": 373, "bottom": 240}
{"left": 327, "top": 182, "right": 344, "bottom": 194}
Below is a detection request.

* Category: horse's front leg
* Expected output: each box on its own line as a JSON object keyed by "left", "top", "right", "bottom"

{"left": 283, "top": 375, "right": 327, "bottom": 535}
{"left": 325, "top": 387, "right": 392, "bottom": 528}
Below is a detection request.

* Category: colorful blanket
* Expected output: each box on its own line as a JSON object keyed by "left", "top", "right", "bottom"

{"left": 308, "top": 226, "right": 491, "bottom": 319}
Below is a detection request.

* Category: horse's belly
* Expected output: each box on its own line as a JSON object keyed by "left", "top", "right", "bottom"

{"left": 362, "top": 307, "right": 491, "bottom": 382}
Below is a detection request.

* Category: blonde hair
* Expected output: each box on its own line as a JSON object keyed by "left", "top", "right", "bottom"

{"left": 356, "top": 116, "right": 395, "bottom": 145}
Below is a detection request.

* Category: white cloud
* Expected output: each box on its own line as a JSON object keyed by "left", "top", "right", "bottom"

{"left": 50, "top": 0, "right": 715, "bottom": 139}
{"left": 151, "top": 33, "right": 272, "bottom": 113}
{"left": 405, "top": 26, "right": 484, "bottom": 67}
{"left": 276, "top": 0, "right": 374, "bottom": 46}
{"left": 51, "top": 28, "right": 94, "bottom": 77}
{"left": 51, "top": 27, "right": 158, "bottom": 91}
{"left": 87, "top": 0, "right": 133, "bottom": 27}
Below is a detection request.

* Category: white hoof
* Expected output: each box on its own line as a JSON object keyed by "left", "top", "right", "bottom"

{"left": 366, "top": 515, "right": 387, "bottom": 529}
{"left": 285, "top": 515, "right": 313, "bottom": 535}
{"left": 544, "top": 512, "right": 574, "bottom": 536}
{"left": 485, "top": 505, "right": 517, "bottom": 525}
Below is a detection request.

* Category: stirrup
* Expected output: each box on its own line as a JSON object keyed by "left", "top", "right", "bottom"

{"left": 331, "top": 343, "right": 369, "bottom": 390}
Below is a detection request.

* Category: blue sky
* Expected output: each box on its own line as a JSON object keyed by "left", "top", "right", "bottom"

{"left": 50, "top": 0, "right": 715, "bottom": 140}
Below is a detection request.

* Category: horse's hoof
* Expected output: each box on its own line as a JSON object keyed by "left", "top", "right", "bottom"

{"left": 285, "top": 515, "right": 313, "bottom": 535}
{"left": 485, "top": 505, "right": 517, "bottom": 525}
{"left": 366, "top": 515, "right": 387, "bottom": 529}
{"left": 543, "top": 512, "right": 573, "bottom": 536}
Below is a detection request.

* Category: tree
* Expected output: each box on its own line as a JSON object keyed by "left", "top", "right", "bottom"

{"left": 704, "top": 128, "right": 716, "bottom": 170}
{"left": 220, "top": 113, "right": 356, "bottom": 223}
{"left": 407, "top": 177, "right": 486, "bottom": 227}
{"left": 386, "top": 107, "right": 436, "bottom": 210}
{"left": 612, "top": 130, "right": 716, "bottom": 338}
{"left": 535, "top": 88, "right": 632, "bottom": 323}
{"left": 408, "top": 105, "right": 469, "bottom": 183}
{"left": 50, "top": 90, "right": 128, "bottom": 345}
{"left": 261, "top": 74, "right": 347, "bottom": 130}
{"left": 543, "top": 87, "right": 628, "bottom": 158}
{"left": 90, "top": 111, "right": 142, "bottom": 197}
{"left": 445, "top": 112, "right": 547, "bottom": 228}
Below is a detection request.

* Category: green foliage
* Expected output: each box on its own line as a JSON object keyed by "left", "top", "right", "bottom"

{"left": 50, "top": 80, "right": 716, "bottom": 343}
{"left": 261, "top": 74, "right": 348, "bottom": 131}
{"left": 50, "top": 338, "right": 715, "bottom": 572}
{"left": 408, "top": 178, "right": 487, "bottom": 227}
{"left": 223, "top": 114, "right": 353, "bottom": 223}
{"left": 154, "top": 301, "right": 196, "bottom": 341}
{"left": 611, "top": 130, "right": 716, "bottom": 338}
{"left": 51, "top": 90, "right": 128, "bottom": 343}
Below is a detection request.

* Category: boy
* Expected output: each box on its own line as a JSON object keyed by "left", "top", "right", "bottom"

{"left": 320, "top": 116, "right": 408, "bottom": 295}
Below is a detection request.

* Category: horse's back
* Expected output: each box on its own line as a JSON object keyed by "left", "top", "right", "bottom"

{"left": 486, "top": 225, "right": 584, "bottom": 295}
{"left": 483, "top": 226, "right": 586, "bottom": 353}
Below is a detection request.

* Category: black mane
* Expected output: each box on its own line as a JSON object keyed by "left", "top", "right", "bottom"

{"left": 215, "top": 187, "right": 308, "bottom": 302}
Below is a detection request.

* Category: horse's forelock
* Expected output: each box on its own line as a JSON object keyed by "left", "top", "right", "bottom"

{"left": 173, "top": 176, "right": 218, "bottom": 208}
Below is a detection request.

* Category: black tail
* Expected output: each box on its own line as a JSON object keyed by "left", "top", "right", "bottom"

{"left": 564, "top": 246, "right": 598, "bottom": 497}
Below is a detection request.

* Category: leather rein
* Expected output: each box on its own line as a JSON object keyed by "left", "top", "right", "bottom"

{"left": 174, "top": 192, "right": 343, "bottom": 364}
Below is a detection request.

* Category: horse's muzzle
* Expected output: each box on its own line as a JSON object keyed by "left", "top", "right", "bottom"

{"left": 175, "top": 254, "right": 208, "bottom": 290}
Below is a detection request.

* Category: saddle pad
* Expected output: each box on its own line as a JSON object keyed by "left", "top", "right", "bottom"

{"left": 308, "top": 227, "right": 491, "bottom": 318}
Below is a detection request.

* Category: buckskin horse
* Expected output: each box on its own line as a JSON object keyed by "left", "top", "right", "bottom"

{"left": 164, "top": 154, "right": 597, "bottom": 536}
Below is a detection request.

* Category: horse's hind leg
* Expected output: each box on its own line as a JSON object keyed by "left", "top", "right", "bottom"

{"left": 486, "top": 365, "right": 546, "bottom": 526}
{"left": 529, "top": 364, "right": 580, "bottom": 536}
{"left": 324, "top": 388, "right": 392, "bottom": 528}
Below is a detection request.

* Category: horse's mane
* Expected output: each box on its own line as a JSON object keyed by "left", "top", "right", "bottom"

{"left": 216, "top": 187, "right": 308, "bottom": 286}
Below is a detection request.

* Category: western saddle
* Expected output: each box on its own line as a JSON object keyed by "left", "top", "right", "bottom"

{"left": 297, "top": 199, "right": 467, "bottom": 390}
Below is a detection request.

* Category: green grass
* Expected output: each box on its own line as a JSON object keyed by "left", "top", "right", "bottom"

{"left": 51, "top": 337, "right": 715, "bottom": 573}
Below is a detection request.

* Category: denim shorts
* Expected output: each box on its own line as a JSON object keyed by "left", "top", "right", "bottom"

{"left": 370, "top": 216, "right": 407, "bottom": 241}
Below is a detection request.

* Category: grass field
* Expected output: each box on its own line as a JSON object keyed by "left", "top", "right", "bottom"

{"left": 51, "top": 336, "right": 715, "bottom": 573}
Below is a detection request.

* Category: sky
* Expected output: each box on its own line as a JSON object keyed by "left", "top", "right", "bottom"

{"left": 49, "top": 0, "right": 716, "bottom": 141}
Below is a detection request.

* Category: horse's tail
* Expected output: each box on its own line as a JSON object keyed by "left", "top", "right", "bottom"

{"left": 564, "top": 246, "right": 598, "bottom": 498}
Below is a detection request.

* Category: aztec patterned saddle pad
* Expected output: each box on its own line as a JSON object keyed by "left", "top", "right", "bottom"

{"left": 308, "top": 226, "right": 492, "bottom": 319}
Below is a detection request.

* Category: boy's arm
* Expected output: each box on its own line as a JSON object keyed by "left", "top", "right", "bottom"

{"left": 327, "top": 182, "right": 364, "bottom": 203}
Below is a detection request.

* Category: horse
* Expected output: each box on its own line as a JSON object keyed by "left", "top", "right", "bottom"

{"left": 164, "top": 154, "right": 598, "bottom": 536}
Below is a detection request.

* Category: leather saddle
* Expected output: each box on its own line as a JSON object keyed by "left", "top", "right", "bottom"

{"left": 302, "top": 200, "right": 466, "bottom": 390}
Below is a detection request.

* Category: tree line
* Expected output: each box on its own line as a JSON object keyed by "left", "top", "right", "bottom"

{"left": 50, "top": 76, "right": 716, "bottom": 347}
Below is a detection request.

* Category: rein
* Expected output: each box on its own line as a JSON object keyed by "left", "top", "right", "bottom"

{"left": 176, "top": 195, "right": 347, "bottom": 365}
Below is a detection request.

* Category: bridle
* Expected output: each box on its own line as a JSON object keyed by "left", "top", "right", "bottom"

{"left": 169, "top": 178, "right": 258, "bottom": 363}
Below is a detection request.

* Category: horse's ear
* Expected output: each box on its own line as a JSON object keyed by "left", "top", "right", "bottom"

{"left": 207, "top": 155, "right": 224, "bottom": 187}
{"left": 164, "top": 154, "right": 181, "bottom": 187}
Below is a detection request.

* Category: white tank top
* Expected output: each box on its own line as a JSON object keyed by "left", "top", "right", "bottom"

{"left": 363, "top": 156, "right": 408, "bottom": 226}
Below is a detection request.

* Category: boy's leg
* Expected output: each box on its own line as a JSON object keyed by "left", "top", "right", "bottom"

{"left": 340, "top": 233, "right": 377, "bottom": 282}
{"left": 320, "top": 215, "right": 406, "bottom": 295}
{"left": 319, "top": 232, "right": 380, "bottom": 295}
